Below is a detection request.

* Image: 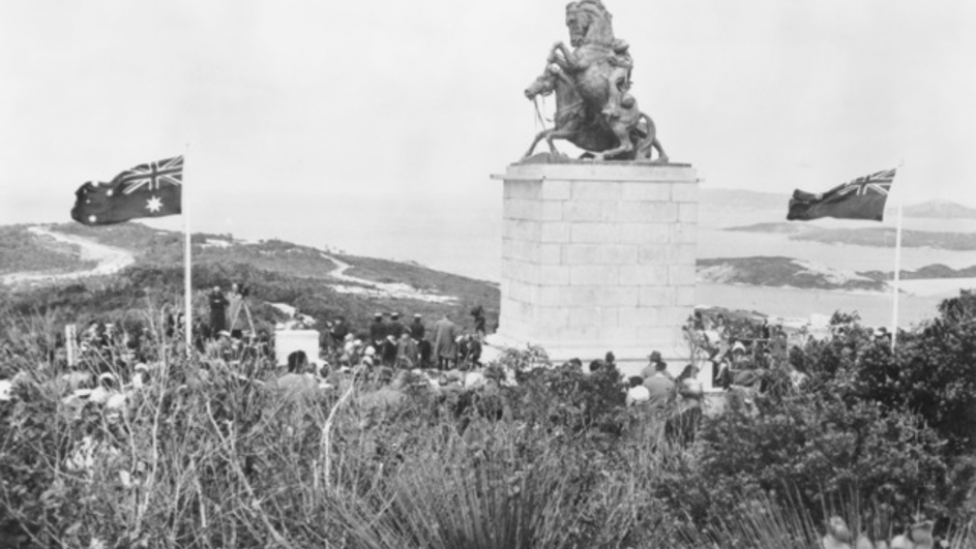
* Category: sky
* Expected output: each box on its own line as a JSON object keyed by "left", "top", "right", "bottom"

{"left": 1, "top": 1, "right": 975, "bottom": 263}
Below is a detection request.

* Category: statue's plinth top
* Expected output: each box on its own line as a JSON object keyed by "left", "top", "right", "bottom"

{"left": 493, "top": 155, "right": 697, "bottom": 183}
{"left": 514, "top": 152, "right": 690, "bottom": 168}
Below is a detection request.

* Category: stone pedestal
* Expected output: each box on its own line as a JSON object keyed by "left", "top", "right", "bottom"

{"left": 491, "top": 160, "right": 698, "bottom": 364}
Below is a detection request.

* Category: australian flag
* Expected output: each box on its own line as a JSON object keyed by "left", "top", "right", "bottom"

{"left": 787, "top": 168, "right": 896, "bottom": 222}
{"left": 71, "top": 156, "right": 183, "bottom": 225}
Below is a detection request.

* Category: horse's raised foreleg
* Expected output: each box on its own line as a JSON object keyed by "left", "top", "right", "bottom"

{"left": 523, "top": 129, "right": 552, "bottom": 158}
{"left": 545, "top": 127, "right": 578, "bottom": 156}
{"left": 547, "top": 42, "right": 580, "bottom": 72}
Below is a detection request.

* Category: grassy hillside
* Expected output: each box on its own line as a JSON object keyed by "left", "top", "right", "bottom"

{"left": 698, "top": 256, "right": 886, "bottom": 291}
{"left": 904, "top": 199, "right": 976, "bottom": 219}
{"left": 0, "top": 225, "right": 97, "bottom": 275}
{"left": 0, "top": 222, "right": 499, "bottom": 336}
{"left": 728, "top": 222, "right": 976, "bottom": 251}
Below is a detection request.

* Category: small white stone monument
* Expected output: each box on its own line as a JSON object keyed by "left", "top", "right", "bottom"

{"left": 491, "top": 160, "right": 698, "bottom": 368}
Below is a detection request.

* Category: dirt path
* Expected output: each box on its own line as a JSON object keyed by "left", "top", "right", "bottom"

{"left": 0, "top": 226, "right": 136, "bottom": 286}
{"left": 320, "top": 253, "right": 456, "bottom": 303}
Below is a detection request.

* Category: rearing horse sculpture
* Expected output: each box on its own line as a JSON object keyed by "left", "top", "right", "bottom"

{"left": 548, "top": 0, "right": 630, "bottom": 120}
{"left": 523, "top": 64, "right": 667, "bottom": 162}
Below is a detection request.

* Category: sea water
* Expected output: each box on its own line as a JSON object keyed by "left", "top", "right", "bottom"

{"left": 143, "top": 191, "right": 976, "bottom": 327}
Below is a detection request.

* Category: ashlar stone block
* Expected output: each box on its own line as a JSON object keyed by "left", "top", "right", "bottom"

{"left": 619, "top": 265, "right": 669, "bottom": 286}
{"left": 621, "top": 182, "right": 672, "bottom": 201}
{"left": 618, "top": 201, "right": 678, "bottom": 223}
{"left": 505, "top": 180, "right": 541, "bottom": 200}
{"left": 570, "top": 265, "right": 621, "bottom": 286}
{"left": 572, "top": 180, "right": 622, "bottom": 201}
{"left": 540, "top": 222, "right": 571, "bottom": 243}
{"left": 563, "top": 244, "right": 637, "bottom": 265}
{"left": 563, "top": 201, "right": 619, "bottom": 222}
{"left": 672, "top": 183, "right": 698, "bottom": 203}
{"left": 540, "top": 180, "right": 572, "bottom": 201}
{"left": 617, "top": 223, "right": 672, "bottom": 244}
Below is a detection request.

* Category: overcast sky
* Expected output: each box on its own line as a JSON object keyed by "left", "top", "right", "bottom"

{"left": 2, "top": 0, "right": 975, "bottom": 233}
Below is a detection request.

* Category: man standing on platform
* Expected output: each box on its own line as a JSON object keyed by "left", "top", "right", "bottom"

{"left": 412, "top": 314, "right": 432, "bottom": 368}
{"left": 470, "top": 305, "right": 487, "bottom": 338}
{"left": 410, "top": 314, "right": 425, "bottom": 341}
{"left": 388, "top": 312, "right": 406, "bottom": 340}
{"left": 369, "top": 313, "right": 386, "bottom": 350}
{"left": 432, "top": 314, "right": 458, "bottom": 370}
{"left": 208, "top": 286, "right": 228, "bottom": 339}
{"left": 226, "top": 283, "right": 245, "bottom": 336}
{"left": 330, "top": 316, "right": 351, "bottom": 347}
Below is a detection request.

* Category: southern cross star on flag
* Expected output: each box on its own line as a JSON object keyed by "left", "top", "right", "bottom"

{"left": 71, "top": 156, "right": 183, "bottom": 225}
{"left": 787, "top": 168, "right": 896, "bottom": 222}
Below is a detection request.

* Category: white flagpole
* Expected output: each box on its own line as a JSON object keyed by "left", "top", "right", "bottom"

{"left": 890, "top": 164, "right": 904, "bottom": 350}
{"left": 183, "top": 146, "right": 193, "bottom": 360}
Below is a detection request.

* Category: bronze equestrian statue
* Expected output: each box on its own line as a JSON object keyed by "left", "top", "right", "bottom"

{"left": 523, "top": 0, "right": 668, "bottom": 162}
{"left": 523, "top": 64, "right": 666, "bottom": 162}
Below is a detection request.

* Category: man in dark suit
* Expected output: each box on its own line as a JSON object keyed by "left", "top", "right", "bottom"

{"left": 208, "top": 286, "right": 228, "bottom": 339}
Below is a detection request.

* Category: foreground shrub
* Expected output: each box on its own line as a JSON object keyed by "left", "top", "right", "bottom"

{"left": 325, "top": 421, "right": 669, "bottom": 549}
{"left": 0, "top": 338, "right": 667, "bottom": 548}
{"left": 657, "top": 388, "right": 949, "bottom": 527}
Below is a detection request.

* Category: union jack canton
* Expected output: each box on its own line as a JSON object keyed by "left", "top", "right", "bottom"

{"left": 834, "top": 168, "right": 895, "bottom": 198}
{"left": 118, "top": 156, "right": 184, "bottom": 194}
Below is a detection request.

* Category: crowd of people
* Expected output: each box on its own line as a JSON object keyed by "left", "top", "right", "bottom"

{"left": 191, "top": 283, "right": 490, "bottom": 372}
{"left": 6, "top": 285, "right": 901, "bottom": 452}
{"left": 326, "top": 310, "right": 484, "bottom": 372}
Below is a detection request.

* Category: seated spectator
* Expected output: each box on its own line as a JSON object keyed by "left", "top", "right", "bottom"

{"left": 287, "top": 350, "right": 309, "bottom": 374}
{"left": 625, "top": 376, "right": 650, "bottom": 406}
{"left": 90, "top": 373, "right": 126, "bottom": 415}
{"left": 714, "top": 359, "right": 733, "bottom": 389}
{"left": 641, "top": 350, "right": 672, "bottom": 381}
{"left": 588, "top": 360, "right": 604, "bottom": 373}
{"left": 396, "top": 332, "right": 418, "bottom": 369}
{"left": 642, "top": 359, "right": 675, "bottom": 412}
{"left": 276, "top": 367, "right": 318, "bottom": 398}
{"left": 61, "top": 365, "right": 94, "bottom": 392}
{"left": 0, "top": 378, "right": 13, "bottom": 401}
{"left": 463, "top": 370, "right": 487, "bottom": 389}
{"left": 131, "top": 363, "right": 151, "bottom": 390}
{"left": 458, "top": 334, "right": 481, "bottom": 368}
{"left": 670, "top": 364, "right": 704, "bottom": 445}
{"left": 361, "top": 346, "right": 377, "bottom": 368}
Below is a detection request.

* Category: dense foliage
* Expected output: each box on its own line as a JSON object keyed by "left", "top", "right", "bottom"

{"left": 2, "top": 291, "right": 976, "bottom": 547}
